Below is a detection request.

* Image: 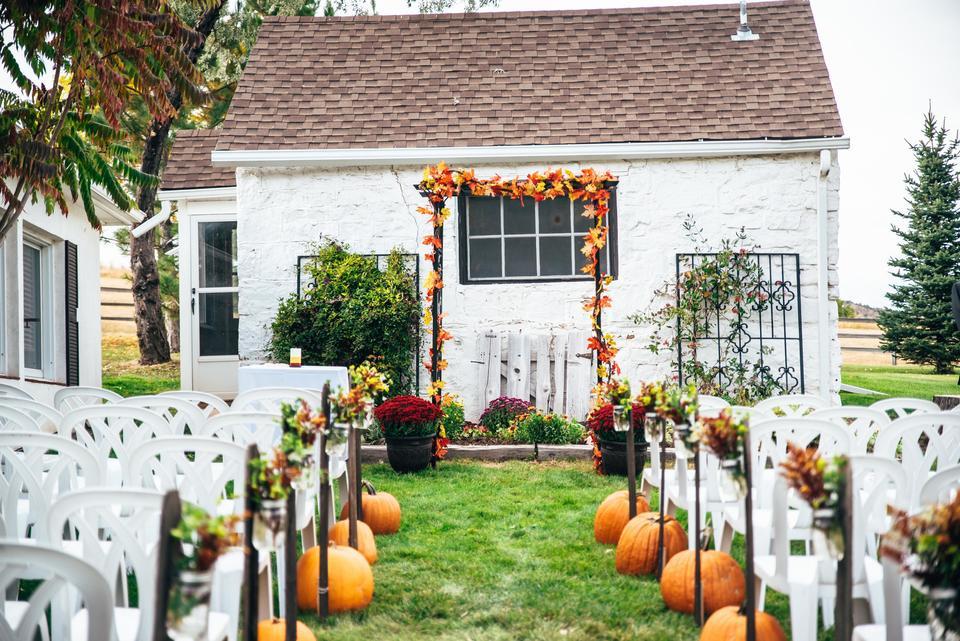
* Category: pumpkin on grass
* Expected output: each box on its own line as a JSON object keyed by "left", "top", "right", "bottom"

{"left": 296, "top": 543, "right": 374, "bottom": 613}
{"left": 594, "top": 489, "right": 650, "bottom": 544}
{"left": 615, "top": 512, "right": 687, "bottom": 576}
{"left": 329, "top": 519, "right": 378, "bottom": 564}
{"left": 700, "top": 606, "right": 787, "bottom": 641}
{"left": 258, "top": 618, "right": 316, "bottom": 641}
{"left": 339, "top": 480, "right": 401, "bottom": 535}
{"left": 660, "top": 548, "right": 745, "bottom": 615}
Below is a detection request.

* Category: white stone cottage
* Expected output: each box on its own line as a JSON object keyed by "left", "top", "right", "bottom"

{"left": 0, "top": 186, "right": 141, "bottom": 403}
{"left": 160, "top": 1, "right": 847, "bottom": 415}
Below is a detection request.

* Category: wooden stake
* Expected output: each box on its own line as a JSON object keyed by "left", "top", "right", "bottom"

{"left": 835, "top": 463, "right": 854, "bottom": 641}
{"left": 348, "top": 423, "right": 359, "bottom": 550}
{"left": 657, "top": 421, "right": 667, "bottom": 580}
{"left": 693, "top": 445, "right": 704, "bottom": 626}
{"left": 317, "top": 384, "right": 331, "bottom": 619}
{"left": 241, "top": 444, "right": 260, "bottom": 641}
{"left": 355, "top": 424, "right": 364, "bottom": 522}
{"left": 626, "top": 419, "right": 638, "bottom": 520}
{"left": 284, "top": 488, "right": 297, "bottom": 641}
{"left": 742, "top": 431, "right": 757, "bottom": 641}
{"left": 153, "top": 490, "right": 182, "bottom": 641}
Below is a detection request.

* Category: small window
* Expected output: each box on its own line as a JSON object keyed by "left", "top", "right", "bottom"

{"left": 22, "top": 239, "right": 53, "bottom": 378}
{"left": 459, "top": 192, "right": 617, "bottom": 283}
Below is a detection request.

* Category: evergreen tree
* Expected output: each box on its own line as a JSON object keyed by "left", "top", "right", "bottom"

{"left": 878, "top": 111, "right": 960, "bottom": 373}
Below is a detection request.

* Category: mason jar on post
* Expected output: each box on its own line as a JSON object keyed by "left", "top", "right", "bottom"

{"left": 166, "top": 569, "right": 214, "bottom": 641}
{"left": 252, "top": 498, "right": 288, "bottom": 553}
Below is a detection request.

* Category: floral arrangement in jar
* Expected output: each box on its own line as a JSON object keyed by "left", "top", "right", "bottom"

{"left": 167, "top": 505, "right": 240, "bottom": 641}
{"left": 697, "top": 408, "right": 749, "bottom": 496}
{"left": 248, "top": 448, "right": 294, "bottom": 552}
{"left": 881, "top": 492, "right": 960, "bottom": 641}
{"left": 637, "top": 380, "right": 666, "bottom": 441}
{"left": 326, "top": 360, "right": 392, "bottom": 458}
{"left": 373, "top": 395, "right": 443, "bottom": 438}
{"left": 656, "top": 383, "right": 700, "bottom": 458}
{"left": 779, "top": 442, "right": 847, "bottom": 559}
{"left": 280, "top": 399, "right": 326, "bottom": 489}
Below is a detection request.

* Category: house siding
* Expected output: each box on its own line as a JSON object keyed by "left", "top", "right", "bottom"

{"left": 235, "top": 153, "right": 840, "bottom": 418}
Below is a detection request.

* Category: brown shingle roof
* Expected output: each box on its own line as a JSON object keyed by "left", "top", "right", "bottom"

{"left": 161, "top": 129, "right": 235, "bottom": 191}
{"left": 215, "top": 0, "right": 843, "bottom": 152}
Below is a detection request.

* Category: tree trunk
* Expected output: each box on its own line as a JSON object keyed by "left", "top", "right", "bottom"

{"left": 129, "top": 3, "right": 224, "bottom": 365}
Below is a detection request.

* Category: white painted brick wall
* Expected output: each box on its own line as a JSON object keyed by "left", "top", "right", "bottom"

{"left": 235, "top": 152, "right": 840, "bottom": 419}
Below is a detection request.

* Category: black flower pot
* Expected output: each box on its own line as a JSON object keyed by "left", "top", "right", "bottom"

{"left": 598, "top": 435, "right": 648, "bottom": 477}
{"left": 385, "top": 435, "right": 434, "bottom": 473}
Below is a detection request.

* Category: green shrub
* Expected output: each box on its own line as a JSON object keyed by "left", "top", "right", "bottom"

{"left": 441, "top": 395, "right": 465, "bottom": 441}
{"left": 269, "top": 241, "right": 419, "bottom": 394}
{"left": 513, "top": 412, "right": 585, "bottom": 445}
{"left": 479, "top": 396, "right": 531, "bottom": 436}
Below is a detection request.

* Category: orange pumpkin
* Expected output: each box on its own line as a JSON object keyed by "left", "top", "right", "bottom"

{"left": 329, "top": 519, "right": 378, "bottom": 565}
{"left": 614, "top": 512, "right": 687, "bottom": 576}
{"left": 339, "top": 481, "right": 401, "bottom": 535}
{"left": 660, "top": 549, "right": 745, "bottom": 615}
{"left": 594, "top": 490, "right": 651, "bottom": 544}
{"left": 700, "top": 606, "right": 787, "bottom": 641}
{"left": 296, "top": 544, "right": 374, "bottom": 613}
{"left": 257, "top": 618, "right": 316, "bottom": 641}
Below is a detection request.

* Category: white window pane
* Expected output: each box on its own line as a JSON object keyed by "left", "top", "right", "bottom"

{"left": 504, "top": 237, "right": 536, "bottom": 277}
{"left": 198, "top": 292, "right": 239, "bottom": 356}
{"left": 539, "top": 198, "right": 571, "bottom": 234}
{"left": 23, "top": 245, "right": 41, "bottom": 371}
{"left": 199, "top": 221, "right": 238, "bottom": 288}
{"left": 503, "top": 198, "right": 534, "bottom": 235}
{"left": 539, "top": 236, "right": 573, "bottom": 276}
{"left": 467, "top": 197, "right": 500, "bottom": 236}
{"left": 469, "top": 238, "right": 501, "bottom": 279}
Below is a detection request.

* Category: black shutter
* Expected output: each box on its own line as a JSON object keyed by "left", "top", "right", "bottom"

{"left": 64, "top": 240, "right": 79, "bottom": 386}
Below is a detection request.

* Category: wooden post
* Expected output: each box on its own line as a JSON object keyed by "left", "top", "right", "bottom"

{"left": 242, "top": 444, "right": 260, "bottom": 641}
{"left": 284, "top": 488, "right": 297, "bottom": 641}
{"left": 657, "top": 420, "right": 667, "bottom": 580}
{"left": 835, "top": 463, "right": 854, "bottom": 641}
{"left": 626, "top": 419, "right": 638, "bottom": 520}
{"left": 430, "top": 200, "right": 444, "bottom": 468}
{"left": 742, "top": 431, "right": 757, "bottom": 641}
{"left": 693, "top": 446, "right": 704, "bottom": 626}
{"left": 347, "top": 423, "right": 359, "bottom": 550}
{"left": 152, "top": 490, "right": 182, "bottom": 641}
{"left": 354, "top": 424, "right": 364, "bottom": 522}
{"left": 317, "top": 384, "right": 331, "bottom": 619}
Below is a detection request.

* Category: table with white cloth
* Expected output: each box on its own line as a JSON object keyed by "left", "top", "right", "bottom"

{"left": 237, "top": 363, "right": 350, "bottom": 395}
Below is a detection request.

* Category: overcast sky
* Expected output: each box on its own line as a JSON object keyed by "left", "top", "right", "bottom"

{"left": 14, "top": 1, "right": 960, "bottom": 306}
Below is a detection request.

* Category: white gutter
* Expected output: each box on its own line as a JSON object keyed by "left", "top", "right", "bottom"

{"left": 817, "top": 149, "right": 835, "bottom": 400}
{"left": 91, "top": 186, "right": 144, "bottom": 226}
{"left": 211, "top": 137, "right": 850, "bottom": 168}
{"left": 131, "top": 200, "right": 172, "bottom": 238}
{"left": 156, "top": 186, "right": 236, "bottom": 202}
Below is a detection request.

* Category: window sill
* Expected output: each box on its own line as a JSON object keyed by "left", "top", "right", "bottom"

{"left": 24, "top": 377, "right": 67, "bottom": 387}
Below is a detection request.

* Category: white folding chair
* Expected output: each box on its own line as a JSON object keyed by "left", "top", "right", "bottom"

{"left": 874, "top": 413, "right": 960, "bottom": 507}
{"left": 0, "top": 398, "right": 62, "bottom": 433}
{"left": 159, "top": 390, "right": 230, "bottom": 418}
{"left": 54, "top": 386, "right": 122, "bottom": 413}
{"left": 59, "top": 406, "right": 171, "bottom": 487}
{"left": 201, "top": 412, "right": 281, "bottom": 451}
{"left": 919, "top": 465, "right": 960, "bottom": 507}
{"left": 730, "top": 405, "right": 774, "bottom": 423}
{"left": 870, "top": 398, "right": 940, "bottom": 421}
{"left": 698, "top": 395, "right": 730, "bottom": 417}
{"left": 810, "top": 407, "right": 891, "bottom": 454}
{"left": 0, "top": 542, "right": 114, "bottom": 641}
{"left": 48, "top": 488, "right": 231, "bottom": 641}
{"left": 754, "top": 393, "right": 832, "bottom": 417}
{"left": 0, "top": 432, "right": 101, "bottom": 541}
{"left": 0, "top": 382, "right": 33, "bottom": 399}
{"left": 0, "top": 405, "right": 43, "bottom": 432}
{"left": 118, "top": 395, "right": 207, "bottom": 436}
{"left": 852, "top": 557, "right": 932, "bottom": 641}
{"left": 229, "top": 387, "right": 323, "bottom": 415}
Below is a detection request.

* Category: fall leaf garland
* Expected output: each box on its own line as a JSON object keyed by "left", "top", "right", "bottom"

{"left": 415, "top": 163, "right": 620, "bottom": 409}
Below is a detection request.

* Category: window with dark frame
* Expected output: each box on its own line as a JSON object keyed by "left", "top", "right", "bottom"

{"left": 458, "top": 191, "right": 617, "bottom": 284}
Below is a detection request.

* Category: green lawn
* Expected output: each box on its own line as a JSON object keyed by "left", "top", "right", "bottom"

{"left": 301, "top": 461, "right": 793, "bottom": 641}
{"left": 840, "top": 364, "right": 958, "bottom": 406}
{"left": 101, "top": 334, "right": 179, "bottom": 397}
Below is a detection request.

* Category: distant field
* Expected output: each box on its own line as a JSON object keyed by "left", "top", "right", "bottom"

{"left": 841, "top": 364, "right": 958, "bottom": 406}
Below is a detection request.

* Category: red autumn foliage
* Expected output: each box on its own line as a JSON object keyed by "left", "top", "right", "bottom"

{"left": 374, "top": 395, "right": 442, "bottom": 428}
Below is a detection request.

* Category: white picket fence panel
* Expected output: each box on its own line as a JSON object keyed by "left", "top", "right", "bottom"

{"left": 474, "top": 329, "right": 595, "bottom": 420}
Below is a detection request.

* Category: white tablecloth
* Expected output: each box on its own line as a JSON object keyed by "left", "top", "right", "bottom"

{"left": 237, "top": 364, "right": 350, "bottom": 395}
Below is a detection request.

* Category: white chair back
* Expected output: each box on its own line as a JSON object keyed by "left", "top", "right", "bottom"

{"left": 0, "top": 432, "right": 101, "bottom": 540}
{"left": 158, "top": 390, "right": 230, "bottom": 418}
{"left": 0, "top": 542, "right": 114, "bottom": 641}
{"left": 0, "top": 405, "right": 42, "bottom": 432}
{"left": 59, "top": 406, "right": 172, "bottom": 486}
{"left": 848, "top": 455, "right": 910, "bottom": 577}
{"left": 870, "top": 397, "right": 940, "bottom": 421}
{"left": 201, "top": 412, "right": 280, "bottom": 451}
{"left": 47, "top": 488, "right": 165, "bottom": 641}
{"left": 0, "top": 382, "right": 33, "bottom": 399}
{"left": 54, "top": 386, "right": 122, "bottom": 413}
{"left": 919, "top": 464, "right": 960, "bottom": 507}
{"left": 0, "top": 398, "right": 62, "bottom": 433}
{"left": 118, "top": 395, "right": 207, "bottom": 436}
{"left": 873, "top": 413, "right": 960, "bottom": 507}
{"left": 754, "top": 393, "right": 831, "bottom": 417}
{"left": 126, "top": 437, "right": 246, "bottom": 513}
{"left": 229, "top": 387, "right": 322, "bottom": 415}
{"left": 810, "top": 407, "right": 891, "bottom": 454}
{"left": 730, "top": 405, "right": 773, "bottom": 424}
{"left": 697, "top": 395, "right": 730, "bottom": 417}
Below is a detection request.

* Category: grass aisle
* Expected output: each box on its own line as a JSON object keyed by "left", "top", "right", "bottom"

{"left": 302, "top": 460, "right": 790, "bottom": 641}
